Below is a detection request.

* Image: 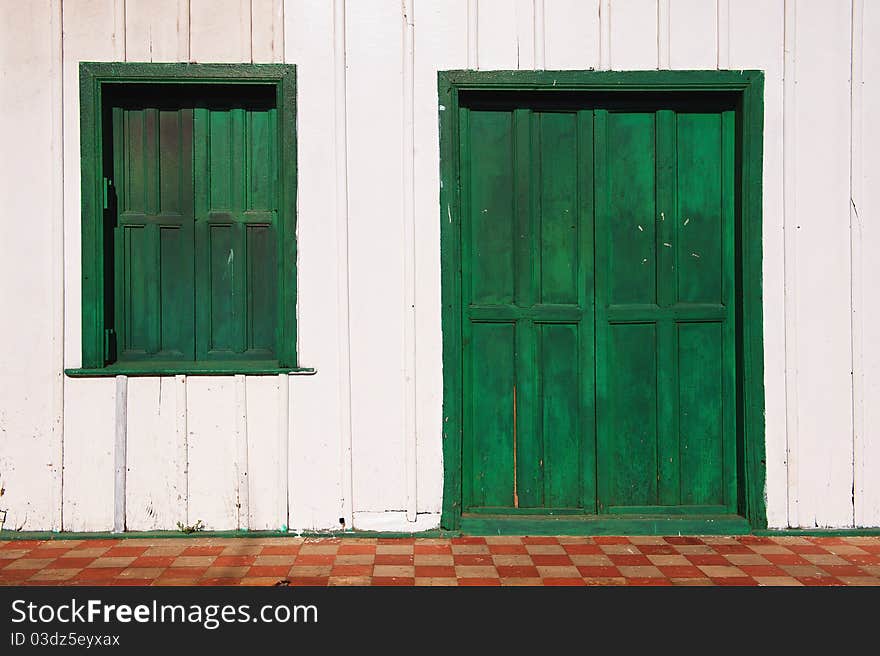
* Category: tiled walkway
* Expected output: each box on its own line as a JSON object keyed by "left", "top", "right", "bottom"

{"left": 1, "top": 535, "right": 879, "bottom": 586}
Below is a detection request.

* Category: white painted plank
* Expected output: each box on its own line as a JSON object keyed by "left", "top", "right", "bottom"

{"left": 477, "top": 0, "right": 520, "bottom": 69}
{"left": 186, "top": 377, "right": 238, "bottom": 530}
{"left": 608, "top": 0, "right": 658, "bottom": 70}
{"left": 125, "top": 378, "right": 182, "bottom": 530}
{"left": 728, "top": 0, "right": 787, "bottom": 528}
{"left": 286, "top": 0, "right": 345, "bottom": 531}
{"left": 245, "top": 376, "right": 282, "bottom": 530}
{"left": 413, "top": 0, "right": 468, "bottom": 515}
{"left": 251, "top": 0, "right": 284, "bottom": 63}
{"left": 345, "top": 0, "right": 407, "bottom": 513}
{"left": 668, "top": 0, "right": 716, "bottom": 70}
{"left": 190, "top": 0, "right": 251, "bottom": 62}
{"left": 62, "top": 379, "right": 116, "bottom": 532}
{"left": 124, "top": 0, "right": 189, "bottom": 61}
{"left": 0, "top": 0, "right": 62, "bottom": 531}
{"left": 544, "top": 0, "right": 600, "bottom": 70}
{"left": 791, "top": 2, "right": 853, "bottom": 527}
{"left": 856, "top": 0, "right": 880, "bottom": 526}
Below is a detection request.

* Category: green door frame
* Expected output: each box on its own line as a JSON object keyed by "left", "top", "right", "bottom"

{"left": 438, "top": 69, "right": 767, "bottom": 533}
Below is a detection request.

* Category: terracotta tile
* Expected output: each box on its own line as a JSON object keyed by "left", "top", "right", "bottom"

{"left": 858, "top": 565, "right": 880, "bottom": 577}
{"left": 496, "top": 565, "right": 540, "bottom": 578}
{"left": 714, "top": 544, "right": 754, "bottom": 555}
{"left": 220, "top": 545, "right": 264, "bottom": 556}
{"left": 49, "top": 557, "right": 96, "bottom": 569}
{"left": 374, "top": 554, "right": 414, "bottom": 566}
{"left": 835, "top": 576, "right": 880, "bottom": 586}
{"left": 414, "top": 577, "right": 459, "bottom": 586}
{"left": 779, "top": 565, "right": 831, "bottom": 578}
{"left": 859, "top": 544, "right": 880, "bottom": 555}
{"left": 28, "top": 547, "right": 75, "bottom": 559}
{"left": 110, "top": 579, "right": 153, "bottom": 586}
{"left": 376, "top": 544, "right": 414, "bottom": 555}
{"left": 710, "top": 577, "right": 758, "bottom": 586}
{"left": 181, "top": 546, "right": 225, "bottom": 557}
{"left": 252, "top": 555, "right": 296, "bottom": 567}
{"left": 673, "top": 545, "right": 716, "bottom": 555}
{"left": 455, "top": 565, "right": 498, "bottom": 578}
{"left": 458, "top": 578, "right": 501, "bottom": 586}
{"left": 328, "top": 576, "right": 372, "bottom": 586}
{"left": 501, "top": 577, "right": 543, "bottom": 586}
{"left": 638, "top": 544, "right": 678, "bottom": 555}
{"left": 536, "top": 565, "right": 581, "bottom": 578}
{"left": 658, "top": 565, "right": 705, "bottom": 578}
{"left": 415, "top": 565, "right": 457, "bottom": 578}
{"left": 329, "top": 564, "right": 373, "bottom": 577}
{"left": 600, "top": 544, "right": 643, "bottom": 555}
{"left": 570, "top": 554, "right": 614, "bottom": 567}
{"left": 825, "top": 545, "right": 868, "bottom": 556}
{"left": 202, "top": 566, "right": 249, "bottom": 579}
{"left": 685, "top": 554, "right": 729, "bottom": 566}
{"left": 531, "top": 554, "right": 573, "bottom": 566}
{"left": 577, "top": 565, "right": 621, "bottom": 578}
{"left": 521, "top": 537, "right": 559, "bottom": 545}
{"left": 143, "top": 546, "right": 187, "bottom": 557}
{"left": 544, "top": 578, "right": 586, "bottom": 586}
{"left": 491, "top": 554, "right": 533, "bottom": 566}
{"left": 749, "top": 545, "right": 794, "bottom": 555}
{"left": 771, "top": 536, "right": 811, "bottom": 545}
{"left": 738, "top": 565, "right": 788, "bottom": 577}
{"left": 488, "top": 544, "right": 529, "bottom": 555}
{"left": 0, "top": 570, "right": 41, "bottom": 580}
{"left": 628, "top": 536, "right": 668, "bottom": 545}
{"left": 413, "top": 538, "right": 449, "bottom": 545}
{"left": 593, "top": 536, "right": 632, "bottom": 545}
{"left": 801, "top": 553, "right": 849, "bottom": 566}
{"left": 378, "top": 537, "right": 415, "bottom": 545}
{"left": 451, "top": 537, "right": 485, "bottom": 545}
{"left": 671, "top": 578, "right": 714, "bottom": 586}
{"left": 104, "top": 546, "right": 150, "bottom": 557}
{"left": 627, "top": 578, "right": 673, "bottom": 586}
{"left": 701, "top": 536, "right": 740, "bottom": 545}
{"left": 820, "top": 564, "right": 871, "bottom": 577}
{"left": 617, "top": 566, "right": 664, "bottom": 578}
{"left": 451, "top": 544, "right": 490, "bottom": 555}
{"left": 797, "top": 577, "right": 845, "bottom": 586}
{"left": 608, "top": 554, "right": 652, "bottom": 566}
{"left": 213, "top": 555, "right": 256, "bottom": 567}
{"left": 647, "top": 555, "right": 690, "bottom": 567}
{"left": 131, "top": 556, "right": 176, "bottom": 568}
{"left": 724, "top": 554, "right": 772, "bottom": 566}
{"left": 698, "top": 565, "right": 747, "bottom": 578}
{"left": 295, "top": 554, "right": 336, "bottom": 566}
{"left": 0, "top": 540, "right": 44, "bottom": 550}
{"left": 118, "top": 567, "right": 165, "bottom": 579}
{"left": 583, "top": 577, "right": 627, "bottom": 586}
{"left": 452, "top": 554, "right": 493, "bottom": 566}
{"left": 4, "top": 558, "right": 55, "bottom": 570}
{"left": 764, "top": 553, "right": 810, "bottom": 566}
{"left": 65, "top": 547, "right": 112, "bottom": 558}
{"left": 88, "top": 556, "right": 137, "bottom": 569}
{"left": 786, "top": 544, "right": 830, "bottom": 555}
{"left": 238, "top": 577, "right": 281, "bottom": 587}
{"left": 373, "top": 565, "right": 416, "bottom": 578}
{"left": 754, "top": 576, "right": 803, "bottom": 586}
{"left": 664, "top": 536, "right": 703, "bottom": 545}
{"left": 336, "top": 554, "right": 376, "bottom": 565}
{"left": 844, "top": 555, "right": 880, "bottom": 566}
{"left": 74, "top": 567, "right": 128, "bottom": 581}
{"left": 261, "top": 545, "right": 302, "bottom": 556}
{"left": 524, "top": 544, "right": 566, "bottom": 555}
{"left": 372, "top": 577, "right": 415, "bottom": 586}
{"left": 562, "top": 543, "right": 603, "bottom": 555}
{"left": 28, "top": 569, "right": 81, "bottom": 581}
{"left": 288, "top": 565, "right": 332, "bottom": 577}
{"left": 0, "top": 550, "right": 32, "bottom": 560}
{"left": 484, "top": 536, "right": 526, "bottom": 545}
{"left": 248, "top": 565, "right": 291, "bottom": 578}
{"left": 413, "top": 544, "right": 451, "bottom": 555}
{"left": 289, "top": 577, "right": 329, "bottom": 587}
{"left": 736, "top": 536, "right": 776, "bottom": 545}
{"left": 159, "top": 567, "right": 210, "bottom": 579}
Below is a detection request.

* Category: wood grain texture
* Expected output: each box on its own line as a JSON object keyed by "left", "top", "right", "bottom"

{"left": 668, "top": 0, "right": 716, "bottom": 70}
{"left": 124, "top": 0, "right": 189, "bottom": 62}
{"left": 608, "top": 0, "right": 658, "bottom": 70}
{"left": 544, "top": 0, "right": 600, "bottom": 70}
{"left": 190, "top": 0, "right": 251, "bottom": 63}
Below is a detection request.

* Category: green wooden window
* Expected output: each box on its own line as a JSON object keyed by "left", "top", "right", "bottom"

{"left": 69, "top": 63, "right": 310, "bottom": 377}
{"left": 439, "top": 71, "right": 766, "bottom": 533}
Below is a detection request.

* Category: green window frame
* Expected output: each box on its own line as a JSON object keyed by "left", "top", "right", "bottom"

{"left": 67, "top": 62, "right": 312, "bottom": 377}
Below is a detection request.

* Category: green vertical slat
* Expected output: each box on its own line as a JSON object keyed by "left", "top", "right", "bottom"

{"left": 158, "top": 110, "right": 182, "bottom": 214}
{"left": 677, "top": 113, "right": 723, "bottom": 303}
{"left": 656, "top": 109, "right": 679, "bottom": 506}
{"left": 159, "top": 225, "right": 193, "bottom": 357}
{"left": 209, "top": 110, "right": 231, "bottom": 209}
{"left": 539, "top": 112, "right": 579, "bottom": 304}
{"left": 577, "top": 109, "right": 597, "bottom": 513}
{"left": 541, "top": 324, "right": 581, "bottom": 507}
{"left": 112, "top": 107, "right": 125, "bottom": 361}
{"left": 124, "top": 226, "right": 149, "bottom": 352}
{"left": 593, "top": 109, "right": 611, "bottom": 513}
{"left": 193, "top": 107, "right": 211, "bottom": 360}
{"left": 459, "top": 107, "right": 474, "bottom": 512}
{"left": 144, "top": 108, "right": 159, "bottom": 217}
{"left": 247, "top": 225, "right": 277, "bottom": 352}
{"left": 721, "top": 109, "right": 738, "bottom": 511}
{"left": 125, "top": 110, "right": 145, "bottom": 213}
{"left": 469, "top": 110, "right": 515, "bottom": 304}
{"left": 248, "top": 109, "right": 273, "bottom": 210}
{"left": 679, "top": 322, "right": 724, "bottom": 505}
{"left": 470, "top": 323, "right": 516, "bottom": 508}
{"left": 232, "top": 109, "right": 247, "bottom": 354}
{"left": 209, "top": 224, "right": 237, "bottom": 352}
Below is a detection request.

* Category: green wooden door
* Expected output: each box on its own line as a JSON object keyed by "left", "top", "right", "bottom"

{"left": 110, "top": 93, "right": 278, "bottom": 363}
{"left": 459, "top": 99, "right": 736, "bottom": 517}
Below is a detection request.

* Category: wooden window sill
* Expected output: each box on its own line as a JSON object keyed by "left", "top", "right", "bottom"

{"left": 64, "top": 361, "right": 316, "bottom": 377}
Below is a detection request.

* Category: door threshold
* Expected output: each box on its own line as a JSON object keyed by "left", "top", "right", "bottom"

{"left": 459, "top": 513, "right": 751, "bottom": 536}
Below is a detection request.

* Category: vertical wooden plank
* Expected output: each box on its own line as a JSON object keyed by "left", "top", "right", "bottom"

{"left": 246, "top": 376, "right": 282, "bottom": 530}
{"left": 669, "top": 0, "right": 717, "bottom": 70}
{"left": 544, "top": 0, "right": 600, "bottom": 70}
{"left": 477, "top": 0, "right": 520, "bottom": 69}
{"left": 286, "top": 0, "right": 344, "bottom": 530}
{"left": 414, "top": 0, "right": 468, "bottom": 516}
{"left": 345, "top": 0, "right": 407, "bottom": 513}
{"left": 190, "top": 0, "right": 251, "bottom": 63}
{"left": 251, "top": 0, "right": 284, "bottom": 63}
{"left": 61, "top": 0, "right": 125, "bottom": 531}
{"left": 125, "top": 0, "right": 189, "bottom": 62}
{"left": 728, "top": 0, "right": 786, "bottom": 528}
{"left": 791, "top": 1, "right": 853, "bottom": 527}
{"left": 856, "top": 0, "right": 880, "bottom": 526}
{"left": 608, "top": 0, "right": 658, "bottom": 70}
{"left": 0, "top": 0, "right": 63, "bottom": 530}
{"left": 187, "top": 377, "right": 238, "bottom": 529}
{"left": 234, "top": 375, "right": 249, "bottom": 530}
{"left": 126, "top": 377, "right": 182, "bottom": 530}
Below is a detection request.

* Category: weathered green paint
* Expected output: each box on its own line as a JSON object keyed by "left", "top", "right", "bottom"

{"left": 76, "top": 62, "right": 300, "bottom": 374}
{"left": 459, "top": 514, "right": 751, "bottom": 536}
{"left": 64, "top": 362, "right": 315, "bottom": 377}
{"left": 439, "top": 70, "right": 766, "bottom": 534}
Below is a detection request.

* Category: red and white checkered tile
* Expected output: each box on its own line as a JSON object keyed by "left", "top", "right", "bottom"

{"left": 1, "top": 535, "right": 878, "bottom": 586}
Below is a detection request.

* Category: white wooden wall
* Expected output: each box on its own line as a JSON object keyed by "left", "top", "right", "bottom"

{"left": 1, "top": 0, "right": 878, "bottom": 532}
